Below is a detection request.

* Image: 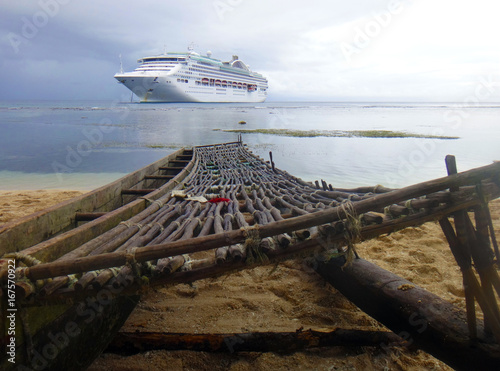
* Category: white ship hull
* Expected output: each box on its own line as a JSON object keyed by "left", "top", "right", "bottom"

{"left": 114, "top": 73, "right": 267, "bottom": 103}
{"left": 114, "top": 49, "right": 268, "bottom": 103}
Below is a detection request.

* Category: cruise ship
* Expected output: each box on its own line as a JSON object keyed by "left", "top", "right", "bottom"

{"left": 114, "top": 47, "right": 268, "bottom": 103}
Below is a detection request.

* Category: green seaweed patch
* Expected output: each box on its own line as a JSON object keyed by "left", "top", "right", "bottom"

{"left": 102, "top": 142, "right": 186, "bottom": 149}
{"left": 145, "top": 144, "right": 184, "bottom": 149}
{"left": 217, "top": 128, "right": 458, "bottom": 139}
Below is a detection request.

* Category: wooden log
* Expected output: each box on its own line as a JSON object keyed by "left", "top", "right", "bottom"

{"left": 315, "top": 257, "right": 500, "bottom": 371}
{"left": 407, "top": 198, "right": 440, "bottom": 210}
{"left": 360, "top": 212, "right": 385, "bottom": 225}
{"left": 105, "top": 328, "right": 405, "bottom": 354}
{"left": 13, "top": 182, "right": 500, "bottom": 283}
{"left": 444, "top": 155, "right": 500, "bottom": 340}
{"left": 440, "top": 217, "right": 478, "bottom": 339}
{"left": 26, "top": 196, "right": 500, "bottom": 303}
{"left": 385, "top": 204, "right": 410, "bottom": 217}
{"left": 328, "top": 185, "right": 394, "bottom": 194}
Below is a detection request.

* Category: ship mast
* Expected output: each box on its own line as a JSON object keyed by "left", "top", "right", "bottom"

{"left": 119, "top": 54, "right": 123, "bottom": 74}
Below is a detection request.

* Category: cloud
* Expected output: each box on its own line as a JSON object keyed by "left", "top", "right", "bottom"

{"left": 1, "top": 0, "right": 500, "bottom": 101}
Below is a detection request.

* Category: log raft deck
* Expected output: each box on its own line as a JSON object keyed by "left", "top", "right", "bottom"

{"left": 1, "top": 140, "right": 500, "bottom": 370}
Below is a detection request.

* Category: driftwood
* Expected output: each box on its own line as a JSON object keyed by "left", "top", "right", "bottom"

{"left": 315, "top": 257, "right": 500, "bottom": 371}
{"left": 106, "top": 328, "right": 405, "bottom": 354}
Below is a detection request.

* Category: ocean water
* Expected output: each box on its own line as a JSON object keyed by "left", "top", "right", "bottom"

{"left": 0, "top": 100, "right": 499, "bottom": 190}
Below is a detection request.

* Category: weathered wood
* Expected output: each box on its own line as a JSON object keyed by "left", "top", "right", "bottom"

{"left": 360, "top": 212, "right": 385, "bottom": 225}
{"left": 121, "top": 189, "right": 157, "bottom": 195}
{"left": 105, "top": 328, "right": 406, "bottom": 354}
{"left": 15, "top": 200, "right": 146, "bottom": 263}
{"left": 33, "top": 196, "right": 500, "bottom": 303}
{"left": 12, "top": 183, "right": 500, "bottom": 283}
{"left": 159, "top": 166, "right": 184, "bottom": 171}
{"left": 144, "top": 175, "right": 176, "bottom": 180}
{"left": 0, "top": 294, "right": 139, "bottom": 371}
{"left": 13, "top": 158, "right": 194, "bottom": 264}
{"left": 445, "top": 155, "right": 500, "bottom": 341}
{"left": 0, "top": 148, "right": 187, "bottom": 255}
{"left": 315, "top": 257, "right": 500, "bottom": 371}
{"left": 4, "top": 140, "right": 500, "bottom": 371}
{"left": 176, "top": 155, "right": 193, "bottom": 160}
{"left": 75, "top": 212, "right": 108, "bottom": 222}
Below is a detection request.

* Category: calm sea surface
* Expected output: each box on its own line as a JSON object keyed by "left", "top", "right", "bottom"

{"left": 0, "top": 101, "right": 499, "bottom": 190}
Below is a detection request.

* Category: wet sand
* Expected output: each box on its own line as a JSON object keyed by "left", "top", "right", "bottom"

{"left": 2, "top": 190, "right": 499, "bottom": 370}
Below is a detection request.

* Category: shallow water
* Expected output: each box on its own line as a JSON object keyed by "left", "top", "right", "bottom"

{"left": 0, "top": 101, "right": 499, "bottom": 189}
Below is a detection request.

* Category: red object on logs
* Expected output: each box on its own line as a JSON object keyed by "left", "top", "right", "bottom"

{"left": 208, "top": 198, "right": 231, "bottom": 203}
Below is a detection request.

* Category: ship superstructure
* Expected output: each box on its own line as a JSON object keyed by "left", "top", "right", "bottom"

{"left": 114, "top": 47, "right": 268, "bottom": 102}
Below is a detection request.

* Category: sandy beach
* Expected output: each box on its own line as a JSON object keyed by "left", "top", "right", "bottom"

{"left": 0, "top": 190, "right": 86, "bottom": 225}
{"left": 2, "top": 190, "right": 499, "bottom": 370}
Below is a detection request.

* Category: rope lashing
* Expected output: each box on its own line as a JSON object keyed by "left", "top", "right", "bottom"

{"left": 241, "top": 225, "right": 267, "bottom": 264}
{"left": 124, "top": 247, "right": 141, "bottom": 279}
{"left": 3, "top": 252, "right": 41, "bottom": 267}
{"left": 338, "top": 201, "right": 361, "bottom": 266}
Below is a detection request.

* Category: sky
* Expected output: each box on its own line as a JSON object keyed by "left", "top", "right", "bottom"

{"left": 1, "top": 0, "right": 500, "bottom": 102}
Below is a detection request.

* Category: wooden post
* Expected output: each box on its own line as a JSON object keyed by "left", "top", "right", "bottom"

{"left": 269, "top": 151, "right": 275, "bottom": 172}
{"left": 443, "top": 155, "right": 500, "bottom": 342}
